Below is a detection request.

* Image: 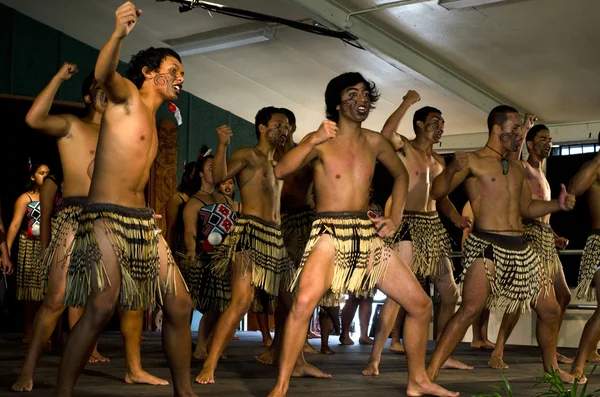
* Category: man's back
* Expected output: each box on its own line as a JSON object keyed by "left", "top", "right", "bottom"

{"left": 59, "top": 118, "right": 99, "bottom": 198}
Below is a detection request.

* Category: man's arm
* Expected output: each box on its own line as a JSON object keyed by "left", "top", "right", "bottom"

{"left": 6, "top": 195, "right": 29, "bottom": 252}
{"left": 461, "top": 202, "right": 474, "bottom": 249}
{"left": 95, "top": 2, "right": 141, "bottom": 103}
{"left": 274, "top": 120, "right": 337, "bottom": 180}
{"left": 374, "top": 135, "right": 409, "bottom": 228}
{"left": 39, "top": 177, "right": 58, "bottom": 251}
{"left": 431, "top": 152, "right": 471, "bottom": 200}
{"left": 0, "top": 210, "right": 13, "bottom": 275}
{"left": 164, "top": 194, "right": 182, "bottom": 250}
{"left": 182, "top": 199, "right": 199, "bottom": 261}
{"left": 212, "top": 125, "right": 249, "bottom": 184}
{"left": 433, "top": 155, "right": 471, "bottom": 229}
{"left": 520, "top": 178, "right": 575, "bottom": 219}
{"left": 380, "top": 90, "right": 420, "bottom": 151}
{"left": 568, "top": 153, "right": 600, "bottom": 197}
{"left": 25, "top": 63, "right": 78, "bottom": 137}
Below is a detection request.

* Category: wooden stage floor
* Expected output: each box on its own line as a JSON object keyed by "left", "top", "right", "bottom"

{"left": 0, "top": 331, "right": 595, "bottom": 396}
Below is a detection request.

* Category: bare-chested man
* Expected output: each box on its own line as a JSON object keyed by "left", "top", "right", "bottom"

{"left": 196, "top": 106, "right": 316, "bottom": 384}
{"left": 363, "top": 97, "right": 473, "bottom": 376}
{"left": 428, "top": 105, "right": 578, "bottom": 384}
{"left": 268, "top": 72, "right": 457, "bottom": 397}
{"left": 569, "top": 133, "right": 600, "bottom": 380}
{"left": 489, "top": 124, "right": 573, "bottom": 369}
{"left": 54, "top": 3, "right": 195, "bottom": 396}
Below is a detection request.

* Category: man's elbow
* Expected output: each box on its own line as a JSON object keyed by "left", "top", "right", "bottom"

{"left": 25, "top": 112, "right": 42, "bottom": 129}
{"left": 274, "top": 166, "right": 286, "bottom": 180}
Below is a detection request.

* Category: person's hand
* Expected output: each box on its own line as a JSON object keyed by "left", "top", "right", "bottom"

{"left": 216, "top": 125, "right": 233, "bottom": 146}
{"left": 371, "top": 216, "right": 399, "bottom": 238}
{"left": 1, "top": 255, "right": 14, "bottom": 276}
{"left": 454, "top": 216, "right": 472, "bottom": 230}
{"left": 554, "top": 236, "right": 569, "bottom": 250}
{"left": 403, "top": 90, "right": 421, "bottom": 105}
{"left": 114, "top": 2, "right": 142, "bottom": 38}
{"left": 57, "top": 62, "right": 78, "bottom": 81}
{"left": 449, "top": 152, "right": 468, "bottom": 173}
{"left": 558, "top": 184, "right": 576, "bottom": 211}
{"left": 310, "top": 120, "right": 338, "bottom": 146}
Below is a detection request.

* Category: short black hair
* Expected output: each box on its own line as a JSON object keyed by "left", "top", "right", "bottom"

{"left": 178, "top": 161, "right": 198, "bottom": 196}
{"left": 279, "top": 108, "right": 296, "bottom": 126}
{"left": 81, "top": 72, "right": 95, "bottom": 103}
{"left": 526, "top": 124, "right": 549, "bottom": 142}
{"left": 255, "top": 106, "right": 284, "bottom": 140}
{"left": 126, "top": 47, "right": 182, "bottom": 89}
{"left": 325, "top": 72, "right": 380, "bottom": 123}
{"left": 487, "top": 105, "right": 519, "bottom": 133}
{"left": 413, "top": 106, "right": 442, "bottom": 134}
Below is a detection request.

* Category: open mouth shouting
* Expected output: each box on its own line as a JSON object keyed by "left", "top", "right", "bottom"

{"left": 173, "top": 84, "right": 182, "bottom": 95}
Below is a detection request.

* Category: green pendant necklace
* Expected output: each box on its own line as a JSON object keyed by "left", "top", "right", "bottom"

{"left": 485, "top": 145, "right": 509, "bottom": 175}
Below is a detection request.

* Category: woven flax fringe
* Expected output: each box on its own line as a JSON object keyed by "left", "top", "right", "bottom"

{"left": 281, "top": 207, "right": 314, "bottom": 265}
{"left": 211, "top": 216, "right": 293, "bottom": 298}
{"left": 523, "top": 221, "right": 561, "bottom": 293}
{"left": 64, "top": 205, "right": 175, "bottom": 311}
{"left": 292, "top": 213, "right": 390, "bottom": 302}
{"left": 190, "top": 252, "right": 232, "bottom": 313}
{"left": 16, "top": 233, "right": 43, "bottom": 301}
{"left": 39, "top": 204, "right": 83, "bottom": 294}
{"left": 461, "top": 233, "right": 541, "bottom": 314}
{"left": 395, "top": 211, "right": 452, "bottom": 278}
{"left": 574, "top": 233, "right": 600, "bottom": 301}
{"left": 319, "top": 290, "right": 344, "bottom": 307}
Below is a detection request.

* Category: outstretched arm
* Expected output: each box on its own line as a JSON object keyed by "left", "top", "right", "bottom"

{"left": 95, "top": 2, "right": 141, "bottom": 103}
{"left": 521, "top": 179, "right": 575, "bottom": 219}
{"left": 431, "top": 152, "right": 471, "bottom": 200}
{"left": 568, "top": 153, "right": 600, "bottom": 197}
{"left": 381, "top": 90, "right": 420, "bottom": 151}
{"left": 274, "top": 120, "right": 337, "bottom": 180}
{"left": 25, "top": 63, "right": 78, "bottom": 137}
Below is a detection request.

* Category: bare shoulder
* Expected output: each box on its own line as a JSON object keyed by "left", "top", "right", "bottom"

{"left": 232, "top": 146, "right": 255, "bottom": 159}
{"left": 363, "top": 129, "right": 389, "bottom": 147}
{"left": 432, "top": 152, "right": 446, "bottom": 165}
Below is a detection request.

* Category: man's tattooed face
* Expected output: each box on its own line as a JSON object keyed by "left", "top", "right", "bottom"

{"left": 499, "top": 112, "right": 523, "bottom": 153}
{"left": 532, "top": 130, "right": 552, "bottom": 159}
{"left": 153, "top": 57, "right": 184, "bottom": 100}
{"left": 339, "top": 83, "right": 371, "bottom": 122}
{"left": 421, "top": 113, "right": 444, "bottom": 143}
{"left": 264, "top": 113, "right": 290, "bottom": 148}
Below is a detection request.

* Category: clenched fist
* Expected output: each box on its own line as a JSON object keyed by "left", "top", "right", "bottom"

{"left": 449, "top": 152, "right": 468, "bottom": 173}
{"left": 558, "top": 183, "right": 576, "bottom": 211}
{"left": 403, "top": 90, "right": 421, "bottom": 105}
{"left": 523, "top": 113, "right": 538, "bottom": 131}
{"left": 311, "top": 120, "right": 338, "bottom": 145}
{"left": 57, "top": 62, "right": 78, "bottom": 81}
{"left": 216, "top": 125, "right": 233, "bottom": 146}
{"left": 114, "top": 2, "right": 142, "bottom": 38}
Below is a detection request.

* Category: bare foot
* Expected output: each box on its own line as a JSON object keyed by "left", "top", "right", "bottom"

{"left": 231, "top": 334, "right": 240, "bottom": 340}
{"left": 359, "top": 336, "right": 374, "bottom": 345}
{"left": 303, "top": 341, "right": 319, "bottom": 355}
{"left": 471, "top": 339, "right": 495, "bottom": 350}
{"left": 262, "top": 339, "right": 273, "bottom": 347}
{"left": 267, "top": 389, "right": 285, "bottom": 397}
{"left": 441, "top": 357, "right": 473, "bottom": 370}
{"left": 195, "top": 367, "right": 215, "bottom": 384}
{"left": 362, "top": 361, "right": 379, "bottom": 376}
{"left": 339, "top": 335, "right": 354, "bottom": 345}
{"left": 406, "top": 380, "right": 459, "bottom": 397}
{"left": 256, "top": 346, "right": 277, "bottom": 365}
{"left": 125, "top": 370, "right": 169, "bottom": 385}
{"left": 320, "top": 346, "right": 335, "bottom": 355}
{"left": 291, "top": 362, "right": 332, "bottom": 379}
{"left": 588, "top": 350, "right": 600, "bottom": 363}
{"left": 11, "top": 375, "right": 33, "bottom": 392}
{"left": 489, "top": 355, "right": 509, "bottom": 369}
{"left": 307, "top": 331, "right": 319, "bottom": 339}
{"left": 557, "top": 353, "right": 574, "bottom": 364}
{"left": 88, "top": 351, "right": 111, "bottom": 363}
{"left": 389, "top": 340, "right": 405, "bottom": 354}
{"left": 557, "top": 368, "right": 585, "bottom": 384}
{"left": 193, "top": 345, "right": 207, "bottom": 360}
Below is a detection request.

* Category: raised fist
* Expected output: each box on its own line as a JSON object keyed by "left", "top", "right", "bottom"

{"left": 114, "top": 1, "right": 142, "bottom": 38}
{"left": 449, "top": 152, "right": 468, "bottom": 173}
{"left": 312, "top": 120, "right": 338, "bottom": 145}
{"left": 523, "top": 113, "right": 538, "bottom": 131}
{"left": 216, "top": 125, "right": 233, "bottom": 146}
{"left": 554, "top": 236, "right": 569, "bottom": 250}
{"left": 403, "top": 90, "right": 421, "bottom": 105}
{"left": 57, "top": 62, "right": 78, "bottom": 81}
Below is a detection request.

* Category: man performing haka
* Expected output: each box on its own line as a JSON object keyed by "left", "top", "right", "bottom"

{"left": 268, "top": 72, "right": 458, "bottom": 397}
{"left": 569, "top": 133, "right": 600, "bottom": 380}
{"left": 363, "top": 97, "right": 473, "bottom": 376}
{"left": 427, "top": 105, "right": 578, "bottom": 384}
{"left": 489, "top": 124, "right": 573, "bottom": 369}
{"left": 55, "top": 2, "right": 195, "bottom": 396}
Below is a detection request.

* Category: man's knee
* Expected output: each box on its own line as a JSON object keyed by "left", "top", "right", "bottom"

{"left": 42, "top": 292, "right": 66, "bottom": 314}
{"left": 456, "top": 304, "right": 482, "bottom": 326}
{"left": 406, "top": 296, "right": 432, "bottom": 320}
{"left": 537, "top": 300, "right": 561, "bottom": 324}
{"left": 291, "top": 293, "right": 318, "bottom": 320}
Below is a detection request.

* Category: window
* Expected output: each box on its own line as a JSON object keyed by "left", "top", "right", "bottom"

{"left": 552, "top": 143, "right": 600, "bottom": 156}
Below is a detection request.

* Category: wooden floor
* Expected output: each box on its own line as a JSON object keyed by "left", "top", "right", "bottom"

{"left": 0, "top": 331, "right": 595, "bottom": 396}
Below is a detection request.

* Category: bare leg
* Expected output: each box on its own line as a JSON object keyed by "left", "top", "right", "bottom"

{"left": 390, "top": 307, "right": 406, "bottom": 353}
{"left": 427, "top": 258, "right": 493, "bottom": 381}
{"left": 572, "top": 273, "right": 600, "bottom": 379}
{"left": 489, "top": 311, "right": 520, "bottom": 369}
{"left": 257, "top": 311, "right": 273, "bottom": 347}
{"left": 22, "top": 300, "right": 41, "bottom": 344}
{"left": 67, "top": 306, "right": 108, "bottom": 363}
{"left": 433, "top": 259, "right": 473, "bottom": 371}
{"left": 553, "top": 267, "right": 573, "bottom": 364}
{"left": 471, "top": 309, "right": 494, "bottom": 349}
{"left": 118, "top": 308, "right": 168, "bottom": 385}
{"left": 196, "top": 252, "right": 255, "bottom": 384}
{"left": 319, "top": 309, "right": 335, "bottom": 355}
{"left": 363, "top": 298, "right": 400, "bottom": 376}
{"left": 194, "top": 311, "right": 220, "bottom": 360}
{"left": 358, "top": 297, "right": 374, "bottom": 345}
{"left": 339, "top": 297, "right": 359, "bottom": 345}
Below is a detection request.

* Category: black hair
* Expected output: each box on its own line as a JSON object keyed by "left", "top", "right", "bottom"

{"left": 279, "top": 108, "right": 296, "bottom": 126}
{"left": 81, "top": 72, "right": 95, "bottom": 105}
{"left": 189, "top": 145, "right": 215, "bottom": 189}
{"left": 413, "top": 106, "right": 442, "bottom": 134}
{"left": 178, "top": 161, "right": 198, "bottom": 197}
{"left": 126, "top": 47, "right": 182, "bottom": 89}
{"left": 26, "top": 163, "right": 48, "bottom": 192}
{"left": 325, "top": 72, "right": 380, "bottom": 123}
{"left": 526, "top": 124, "right": 549, "bottom": 143}
{"left": 255, "top": 106, "right": 284, "bottom": 140}
{"left": 487, "top": 105, "right": 519, "bottom": 134}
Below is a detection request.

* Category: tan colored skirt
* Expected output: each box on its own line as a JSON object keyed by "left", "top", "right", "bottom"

{"left": 16, "top": 233, "right": 42, "bottom": 301}
{"left": 574, "top": 230, "right": 600, "bottom": 301}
